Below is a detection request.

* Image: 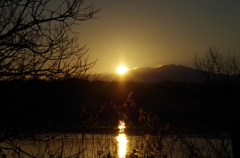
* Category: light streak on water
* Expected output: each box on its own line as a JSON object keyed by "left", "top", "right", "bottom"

{"left": 116, "top": 120, "right": 128, "bottom": 158}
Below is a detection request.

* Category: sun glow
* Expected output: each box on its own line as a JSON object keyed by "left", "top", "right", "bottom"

{"left": 117, "top": 66, "right": 127, "bottom": 74}
{"left": 116, "top": 120, "right": 128, "bottom": 158}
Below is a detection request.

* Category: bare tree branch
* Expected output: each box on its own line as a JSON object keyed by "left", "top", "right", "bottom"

{"left": 0, "top": 0, "right": 100, "bottom": 81}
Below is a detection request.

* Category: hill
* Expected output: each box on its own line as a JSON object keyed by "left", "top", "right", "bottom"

{"left": 89, "top": 64, "right": 202, "bottom": 83}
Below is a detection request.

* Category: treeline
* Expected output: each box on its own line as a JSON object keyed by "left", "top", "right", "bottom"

{"left": 90, "top": 80, "right": 211, "bottom": 107}
{"left": 89, "top": 80, "right": 216, "bottom": 131}
{"left": 0, "top": 79, "right": 233, "bottom": 133}
{"left": 0, "top": 79, "right": 93, "bottom": 133}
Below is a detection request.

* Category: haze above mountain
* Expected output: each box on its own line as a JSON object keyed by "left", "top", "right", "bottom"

{"left": 89, "top": 64, "right": 202, "bottom": 83}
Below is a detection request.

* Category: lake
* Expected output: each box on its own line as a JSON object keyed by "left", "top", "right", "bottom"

{"left": 1, "top": 132, "right": 232, "bottom": 158}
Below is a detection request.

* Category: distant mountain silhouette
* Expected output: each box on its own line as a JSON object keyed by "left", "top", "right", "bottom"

{"left": 89, "top": 64, "right": 202, "bottom": 83}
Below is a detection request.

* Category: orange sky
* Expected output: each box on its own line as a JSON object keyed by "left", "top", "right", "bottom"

{"left": 73, "top": 0, "right": 240, "bottom": 73}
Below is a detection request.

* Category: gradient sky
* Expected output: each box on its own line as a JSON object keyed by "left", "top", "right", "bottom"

{"left": 74, "top": 0, "right": 240, "bottom": 73}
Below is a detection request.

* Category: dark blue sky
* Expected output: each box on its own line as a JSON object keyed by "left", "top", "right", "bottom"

{"left": 74, "top": 0, "right": 240, "bottom": 73}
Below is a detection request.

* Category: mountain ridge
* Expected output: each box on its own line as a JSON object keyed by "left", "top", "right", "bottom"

{"left": 89, "top": 64, "right": 202, "bottom": 83}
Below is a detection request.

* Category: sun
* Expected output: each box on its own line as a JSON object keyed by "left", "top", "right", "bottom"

{"left": 117, "top": 65, "right": 128, "bottom": 74}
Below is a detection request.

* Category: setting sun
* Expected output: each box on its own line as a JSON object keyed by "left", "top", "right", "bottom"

{"left": 117, "top": 66, "right": 127, "bottom": 74}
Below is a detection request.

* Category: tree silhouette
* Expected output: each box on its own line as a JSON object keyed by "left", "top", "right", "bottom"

{"left": 194, "top": 46, "right": 240, "bottom": 157}
{"left": 0, "top": 0, "right": 100, "bottom": 81}
{"left": 0, "top": 0, "right": 100, "bottom": 157}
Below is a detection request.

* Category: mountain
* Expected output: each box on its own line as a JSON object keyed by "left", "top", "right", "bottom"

{"left": 89, "top": 64, "right": 202, "bottom": 83}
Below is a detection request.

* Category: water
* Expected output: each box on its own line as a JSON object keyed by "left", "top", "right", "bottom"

{"left": 0, "top": 120, "right": 232, "bottom": 158}
{"left": 116, "top": 120, "right": 128, "bottom": 158}
{"left": 1, "top": 133, "right": 232, "bottom": 158}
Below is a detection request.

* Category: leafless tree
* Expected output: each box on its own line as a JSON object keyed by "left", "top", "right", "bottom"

{"left": 194, "top": 46, "right": 240, "bottom": 116}
{"left": 193, "top": 46, "right": 240, "bottom": 158}
{"left": 194, "top": 46, "right": 240, "bottom": 85}
{"left": 0, "top": 0, "right": 100, "bottom": 81}
{"left": 0, "top": 0, "right": 100, "bottom": 157}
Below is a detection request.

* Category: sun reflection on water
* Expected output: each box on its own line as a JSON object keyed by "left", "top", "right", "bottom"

{"left": 116, "top": 120, "right": 128, "bottom": 158}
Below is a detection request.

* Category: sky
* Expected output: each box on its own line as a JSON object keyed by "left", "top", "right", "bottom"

{"left": 74, "top": 0, "right": 240, "bottom": 74}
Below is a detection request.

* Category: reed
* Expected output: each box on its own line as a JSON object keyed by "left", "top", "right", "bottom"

{"left": 0, "top": 94, "right": 233, "bottom": 158}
